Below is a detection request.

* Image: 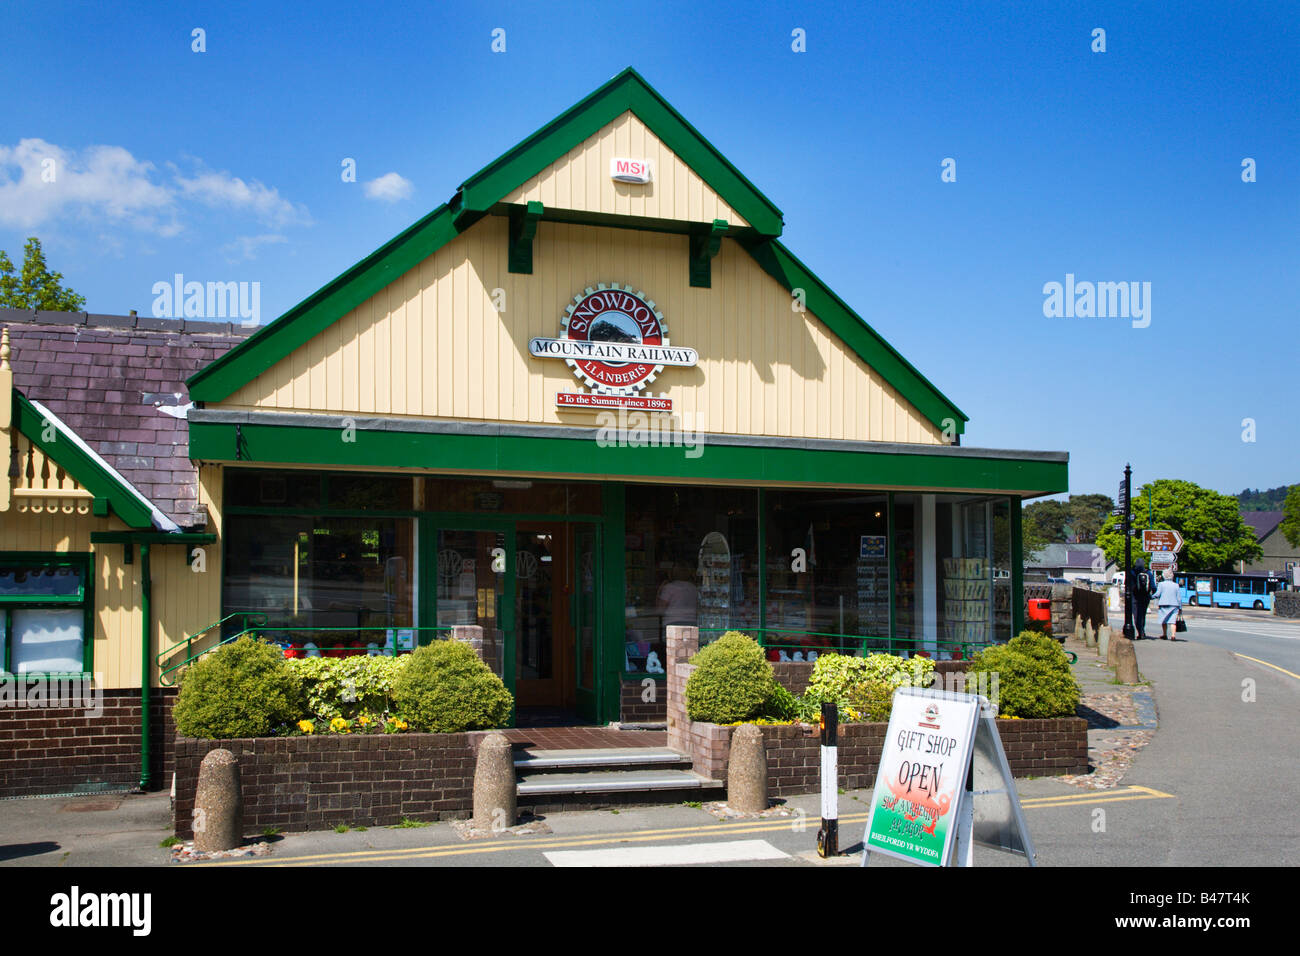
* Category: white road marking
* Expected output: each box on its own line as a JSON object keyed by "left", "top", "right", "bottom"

{"left": 1193, "top": 621, "right": 1300, "bottom": 639}
{"left": 545, "top": 838, "right": 790, "bottom": 867}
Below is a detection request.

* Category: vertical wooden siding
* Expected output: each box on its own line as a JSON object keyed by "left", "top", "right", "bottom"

{"left": 500, "top": 111, "right": 750, "bottom": 227}
{"left": 221, "top": 218, "right": 941, "bottom": 444}
{"left": 0, "top": 494, "right": 223, "bottom": 690}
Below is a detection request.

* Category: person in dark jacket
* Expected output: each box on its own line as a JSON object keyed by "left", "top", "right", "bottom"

{"left": 1127, "top": 558, "right": 1156, "bottom": 639}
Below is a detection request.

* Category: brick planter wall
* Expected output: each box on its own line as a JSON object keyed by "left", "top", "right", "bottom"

{"left": 684, "top": 716, "right": 1088, "bottom": 794}
{"left": 173, "top": 732, "right": 478, "bottom": 839}
{"left": 0, "top": 687, "right": 177, "bottom": 797}
{"left": 665, "top": 624, "right": 1088, "bottom": 794}
{"left": 620, "top": 676, "right": 666, "bottom": 723}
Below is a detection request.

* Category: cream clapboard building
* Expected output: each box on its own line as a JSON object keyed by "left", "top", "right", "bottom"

{"left": 1, "top": 68, "right": 1066, "bottom": 794}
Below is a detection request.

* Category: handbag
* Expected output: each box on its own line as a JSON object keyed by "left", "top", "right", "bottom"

{"left": 1175, "top": 614, "right": 1187, "bottom": 633}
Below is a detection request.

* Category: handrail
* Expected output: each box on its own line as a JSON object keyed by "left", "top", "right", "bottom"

{"left": 158, "top": 624, "right": 453, "bottom": 686}
{"left": 696, "top": 626, "right": 980, "bottom": 660}
{"left": 155, "top": 612, "right": 268, "bottom": 675}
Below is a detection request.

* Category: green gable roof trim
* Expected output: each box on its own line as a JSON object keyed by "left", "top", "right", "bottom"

{"left": 12, "top": 391, "right": 156, "bottom": 529}
{"left": 453, "top": 67, "right": 784, "bottom": 237}
{"left": 186, "top": 67, "right": 966, "bottom": 435}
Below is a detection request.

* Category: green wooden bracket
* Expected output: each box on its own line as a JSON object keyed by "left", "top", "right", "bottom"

{"left": 689, "top": 219, "right": 728, "bottom": 288}
{"left": 508, "top": 201, "right": 544, "bottom": 274}
{"left": 92, "top": 497, "right": 109, "bottom": 517}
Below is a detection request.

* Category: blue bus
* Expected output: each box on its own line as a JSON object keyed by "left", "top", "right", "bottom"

{"left": 1173, "top": 572, "right": 1284, "bottom": 610}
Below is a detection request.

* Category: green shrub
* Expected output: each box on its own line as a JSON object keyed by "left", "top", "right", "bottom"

{"left": 287, "top": 654, "right": 408, "bottom": 721}
{"left": 762, "top": 683, "right": 800, "bottom": 721}
{"left": 847, "top": 679, "right": 896, "bottom": 723}
{"left": 391, "top": 639, "right": 513, "bottom": 732}
{"left": 965, "top": 630, "right": 1080, "bottom": 718}
{"left": 173, "top": 637, "right": 306, "bottom": 739}
{"left": 804, "top": 653, "right": 934, "bottom": 707}
{"left": 685, "top": 631, "right": 776, "bottom": 724}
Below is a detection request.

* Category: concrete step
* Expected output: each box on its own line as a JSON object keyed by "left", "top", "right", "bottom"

{"left": 516, "top": 767, "right": 724, "bottom": 796}
{"left": 513, "top": 747, "right": 690, "bottom": 772}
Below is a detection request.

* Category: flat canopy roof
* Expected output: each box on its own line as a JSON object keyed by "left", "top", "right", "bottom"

{"left": 189, "top": 409, "right": 1068, "bottom": 498}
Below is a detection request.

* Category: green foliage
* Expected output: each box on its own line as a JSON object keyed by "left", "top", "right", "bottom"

{"left": 391, "top": 639, "right": 513, "bottom": 733}
{"left": 1095, "top": 479, "right": 1262, "bottom": 572}
{"left": 1023, "top": 494, "right": 1115, "bottom": 547}
{"left": 1280, "top": 486, "right": 1300, "bottom": 549}
{"left": 172, "top": 637, "right": 306, "bottom": 739}
{"left": 965, "top": 631, "right": 1080, "bottom": 718}
{"left": 685, "top": 631, "right": 776, "bottom": 724}
{"left": 1238, "top": 485, "right": 1293, "bottom": 512}
{"left": 799, "top": 652, "right": 934, "bottom": 723}
{"left": 0, "top": 238, "right": 86, "bottom": 311}
{"left": 286, "top": 654, "right": 407, "bottom": 721}
{"left": 762, "top": 683, "right": 800, "bottom": 721}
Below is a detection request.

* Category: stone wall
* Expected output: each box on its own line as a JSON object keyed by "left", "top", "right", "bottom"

{"left": 1274, "top": 591, "right": 1300, "bottom": 619}
{"left": 173, "top": 732, "right": 478, "bottom": 839}
{"left": 0, "top": 687, "right": 177, "bottom": 798}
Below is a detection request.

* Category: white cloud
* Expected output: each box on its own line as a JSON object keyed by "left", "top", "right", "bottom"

{"left": 174, "top": 168, "right": 311, "bottom": 227}
{"left": 0, "top": 138, "right": 310, "bottom": 236}
{"left": 220, "top": 233, "right": 289, "bottom": 262}
{"left": 363, "top": 171, "right": 414, "bottom": 202}
{"left": 0, "top": 138, "right": 177, "bottom": 233}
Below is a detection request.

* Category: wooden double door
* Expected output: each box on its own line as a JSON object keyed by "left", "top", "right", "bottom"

{"left": 429, "top": 518, "right": 600, "bottom": 721}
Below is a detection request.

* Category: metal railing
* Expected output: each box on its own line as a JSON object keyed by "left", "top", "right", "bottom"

{"left": 158, "top": 624, "right": 452, "bottom": 685}
{"left": 156, "top": 612, "right": 268, "bottom": 685}
{"left": 698, "top": 626, "right": 983, "bottom": 660}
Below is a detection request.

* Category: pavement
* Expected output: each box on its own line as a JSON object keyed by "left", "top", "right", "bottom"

{"left": 1, "top": 611, "right": 1296, "bottom": 867}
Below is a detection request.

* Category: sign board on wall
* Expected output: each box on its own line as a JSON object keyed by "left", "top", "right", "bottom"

{"left": 610, "top": 158, "right": 653, "bottom": 183}
{"left": 530, "top": 284, "right": 698, "bottom": 410}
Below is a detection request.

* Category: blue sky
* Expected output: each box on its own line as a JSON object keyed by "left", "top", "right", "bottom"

{"left": 3, "top": 1, "right": 1296, "bottom": 501}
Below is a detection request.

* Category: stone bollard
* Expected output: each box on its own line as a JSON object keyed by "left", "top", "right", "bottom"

{"left": 473, "top": 733, "right": 516, "bottom": 833}
{"left": 1107, "top": 627, "right": 1121, "bottom": 667}
{"left": 194, "top": 749, "right": 243, "bottom": 852}
{"left": 1114, "top": 637, "right": 1139, "bottom": 684}
{"left": 1084, "top": 620, "right": 1096, "bottom": 647}
{"left": 727, "top": 724, "right": 768, "bottom": 814}
{"left": 1097, "top": 625, "right": 1111, "bottom": 659}
{"left": 1074, "top": 615, "right": 1085, "bottom": 642}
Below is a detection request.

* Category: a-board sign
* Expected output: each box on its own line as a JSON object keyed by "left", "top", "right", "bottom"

{"left": 863, "top": 687, "right": 1036, "bottom": 867}
{"left": 862, "top": 688, "right": 980, "bottom": 865}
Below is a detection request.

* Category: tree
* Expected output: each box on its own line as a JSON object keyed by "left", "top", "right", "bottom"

{"left": 1066, "top": 493, "right": 1114, "bottom": 543}
{"left": 0, "top": 237, "right": 86, "bottom": 311}
{"left": 1023, "top": 499, "right": 1070, "bottom": 544}
{"left": 1095, "top": 479, "right": 1263, "bottom": 573}
{"left": 1281, "top": 486, "right": 1300, "bottom": 548}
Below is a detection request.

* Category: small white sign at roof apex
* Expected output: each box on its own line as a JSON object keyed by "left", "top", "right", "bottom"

{"left": 610, "top": 158, "right": 652, "bottom": 184}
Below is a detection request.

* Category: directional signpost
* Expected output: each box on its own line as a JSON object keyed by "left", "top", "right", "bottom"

{"left": 1142, "top": 529, "right": 1183, "bottom": 554}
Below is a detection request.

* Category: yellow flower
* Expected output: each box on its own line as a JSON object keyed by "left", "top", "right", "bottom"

{"left": 298, "top": 720, "right": 314, "bottom": 734}
{"left": 330, "top": 717, "right": 349, "bottom": 732}
{"left": 358, "top": 715, "right": 371, "bottom": 726}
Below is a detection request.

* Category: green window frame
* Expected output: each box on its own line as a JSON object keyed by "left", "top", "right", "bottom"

{"left": 0, "top": 552, "right": 95, "bottom": 678}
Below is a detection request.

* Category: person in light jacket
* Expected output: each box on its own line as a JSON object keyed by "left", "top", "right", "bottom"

{"left": 1154, "top": 569, "right": 1182, "bottom": 640}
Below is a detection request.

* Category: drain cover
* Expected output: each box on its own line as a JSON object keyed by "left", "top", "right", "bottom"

{"left": 59, "top": 798, "right": 122, "bottom": 812}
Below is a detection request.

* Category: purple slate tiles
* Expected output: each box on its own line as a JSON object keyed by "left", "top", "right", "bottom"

{"left": 1, "top": 308, "right": 252, "bottom": 528}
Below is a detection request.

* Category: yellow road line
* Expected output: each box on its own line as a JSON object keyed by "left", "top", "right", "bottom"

{"left": 193, "top": 785, "right": 1177, "bottom": 867}
{"left": 196, "top": 812, "right": 874, "bottom": 867}
{"left": 1232, "top": 652, "right": 1300, "bottom": 681}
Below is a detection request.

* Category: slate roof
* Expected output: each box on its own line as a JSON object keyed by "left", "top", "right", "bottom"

{"left": 2, "top": 307, "right": 252, "bottom": 529}
{"left": 1241, "top": 510, "right": 1284, "bottom": 540}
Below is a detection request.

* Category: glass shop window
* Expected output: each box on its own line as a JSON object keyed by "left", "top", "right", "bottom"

{"left": 764, "top": 491, "right": 889, "bottom": 660}
{"left": 624, "top": 485, "right": 758, "bottom": 673}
